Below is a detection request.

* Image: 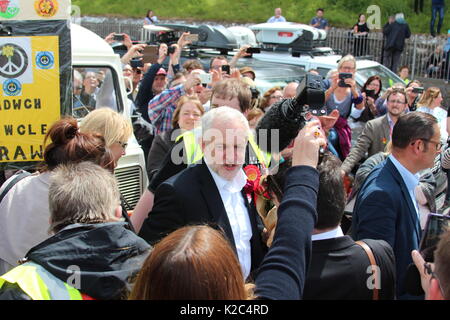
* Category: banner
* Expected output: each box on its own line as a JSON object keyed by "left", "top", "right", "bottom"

{"left": 0, "top": 35, "right": 60, "bottom": 163}
{"left": 0, "top": 0, "right": 71, "bottom": 21}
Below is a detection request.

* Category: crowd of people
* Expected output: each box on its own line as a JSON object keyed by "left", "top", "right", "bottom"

{"left": 0, "top": 12, "right": 450, "bottom": 302}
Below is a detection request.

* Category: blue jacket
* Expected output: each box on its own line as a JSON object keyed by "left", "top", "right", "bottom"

{"left": 352, "top": 158, "right": 421, "bottom": 299}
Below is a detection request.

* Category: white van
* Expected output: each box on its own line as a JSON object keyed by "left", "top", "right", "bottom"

{"left": 71, "top": 24, "right": 147, "bottom": 209}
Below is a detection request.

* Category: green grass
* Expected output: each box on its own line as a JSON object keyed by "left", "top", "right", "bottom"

{"left": 72, "top": 0, "right": 450, "bottom": 34}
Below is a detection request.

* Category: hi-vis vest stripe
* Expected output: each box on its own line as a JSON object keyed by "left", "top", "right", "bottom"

{"left": 0, "top": 262, "right": 82, "bottom": 300}
{"left": 176, "top": 130, "right": 271, "bottom": 167}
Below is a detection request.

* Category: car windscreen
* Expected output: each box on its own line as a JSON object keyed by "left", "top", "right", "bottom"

{"left": 357, "top": 65, "right": 405, "bottom": 92}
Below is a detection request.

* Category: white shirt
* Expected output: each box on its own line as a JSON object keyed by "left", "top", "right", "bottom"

{"left": 206, "top": 165, "right": 252, "bottom": 279}
{"left": 311, "top": 226, "right": 344, "bottom": 241}
{"left": 389, "top": 155, "right": 420, "bottom": 217}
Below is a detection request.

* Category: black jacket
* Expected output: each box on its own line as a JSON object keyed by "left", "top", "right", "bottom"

{"left": 303, "top": 236, "right": 396, "bottom": 300}
{"left": 383, "top": 21, "right": 411, "bottom": 51}
{"left": 139, "top": 161, "right": 267, "bottom": 275}
{"left": 0, "top": 222, "right": 151, "bottom": 300}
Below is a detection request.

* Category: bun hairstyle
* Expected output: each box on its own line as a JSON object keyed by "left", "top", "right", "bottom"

{"left": 42, "top": 117, "right": 114, "bottom": 172}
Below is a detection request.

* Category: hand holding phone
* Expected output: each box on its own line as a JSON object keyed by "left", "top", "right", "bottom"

{"left": 412, "top": 87, "right": 424, "bottom": 94}
{"left": 338, "top": 73, "right": 353, "bottom": 87}
{"left": 419, "top": 213, "right": 450, "bottom": 262}
{"left": 113, "top": 33, "right": 125, "bottom": 41}
{"left": 221, "top": 65, "right": 230, "bottom": 75}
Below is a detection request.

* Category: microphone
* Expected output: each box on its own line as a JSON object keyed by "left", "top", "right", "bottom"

{"left": 256, "top": 74, "right": 327, "bottom": 154}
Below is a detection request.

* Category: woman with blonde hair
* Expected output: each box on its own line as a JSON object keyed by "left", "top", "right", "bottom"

{"left": 416, "top": 87, "right": 447, "bottom": 140}
{"left": 324, "top": 55, "right": 364, "bottom": 159}
{"left": 79, "top": 107, "right": 133, "bottom": 167}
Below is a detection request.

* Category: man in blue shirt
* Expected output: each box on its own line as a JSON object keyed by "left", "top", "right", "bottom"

{"left": 352, "top": 112, "right": 441, "bottom": 299}
{"left": 310, "top": 8, "right": 329, "bottom": 30}
{"left": 267, "top": 8, "right": 286, "bottom": 23}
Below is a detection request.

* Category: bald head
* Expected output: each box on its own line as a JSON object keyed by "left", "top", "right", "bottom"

{"left": 283, "top": 82, "right": 299, "bottom": 99}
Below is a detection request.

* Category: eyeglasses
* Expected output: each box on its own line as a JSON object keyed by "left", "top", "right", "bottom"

{"left": 387, "top": 99, "right": 406, "bottom": 105}
{"left": 116, "top": 141, "right": 128, "bottom": 149}
{"left": 270, "top": 95, "right": 283, "bottom": 100}
{"left": 421, "top": 139, "right": 442, "bottom": 151}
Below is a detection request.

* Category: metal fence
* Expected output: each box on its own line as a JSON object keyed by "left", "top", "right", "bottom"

{"left": 79, "top": 21, "right": 450, "bottom": 82}
{"left": 326, "top": 28, "right": 450, "bottom": 82}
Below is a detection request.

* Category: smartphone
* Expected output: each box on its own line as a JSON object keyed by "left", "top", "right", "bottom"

{"left": 113, "top": 33, "right": 125, "bottom": 41}
{"left": 199, "top": 73, "right": 212, "bottom": 86}
{"left": 142, "top": 45, "right": 159, "bottom": 64}
{"left": 185, "top": 34, "right": 199, "bottom": 42}
{"left": 246, "top": 47, "right": 261, "bottom": 54}
{"left": 419, "top": 213, "right": 450, "bottom": 262}
{"left": 365, "top": 89, "right": 376, "bottom": 99}
{"left": 338, "top": 72, "right": 352, "bottom": 87}
{"left": 412, "top": 87, "right": 424, "bottom": 94}
{"left": 221, "top": 65, "right": 230, "bottom": 75}
{"left": 167, "top": 46, "right": 176, "bottom": 55}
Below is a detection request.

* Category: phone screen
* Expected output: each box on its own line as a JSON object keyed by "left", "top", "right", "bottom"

{"left": 221, "top": 65, "right": 230, "bottom": 74}
{"left": 114, "top": 34, "right": 124, "bottom": 41}
{"left": 185, "top": 34, "right": 199, "bottom": 42}
{"left": 419, "top": 214, "right": 450, "bottom": 262}
{"left": 246, "top": 47, "right": 261, "bottom": 54}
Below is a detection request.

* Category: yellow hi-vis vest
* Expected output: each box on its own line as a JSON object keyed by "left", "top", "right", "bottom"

{"left": 0, "top": 262, "right": 82, "bottom": 300}
{"left": 175, "top": 130, "right": 271, "bottom": 167}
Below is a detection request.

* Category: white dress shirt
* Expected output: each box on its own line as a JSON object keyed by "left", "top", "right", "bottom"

{"left": 207, "top": 165, "right": 253, "bottom": 279}
{"left": 311, "top": 226, "right": 345, "bottom": 241}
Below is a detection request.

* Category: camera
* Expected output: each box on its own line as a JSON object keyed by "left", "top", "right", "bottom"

{"left": 221, "top": 65, "right": 230, "bottom": 75}
{"left": 412, "top": 87, "right": 424, "bottom": 94}
{"left": 130, "top": 59, "right": 143, "bottom": 69}
{"left": 246, "top": 47, "right": 261, "bottom": 54}
{"left": 364, "top": 89, "right": 376, "bottom": 99}
{"left": 338, "top": 72, "right": 352, "bottom": 87}
{"left": 256, "top": 73, "right": 326, "bottom": 153}
{"left": 113, "top": 33, "right": 125, "bottom": 41}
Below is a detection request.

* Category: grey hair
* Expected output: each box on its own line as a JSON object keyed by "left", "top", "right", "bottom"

{"left": 48, "top": 162, "right": 121, "bottom": 234}
{"left": 337, "top": 55, "right": 357, "bottom": 71}
{"left": 201, "top": 106, "right": 250, "bottom": 139}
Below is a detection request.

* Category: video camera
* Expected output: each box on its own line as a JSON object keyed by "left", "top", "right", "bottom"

{"left": 256, "top": 73, "right": 326, "bottom": 154}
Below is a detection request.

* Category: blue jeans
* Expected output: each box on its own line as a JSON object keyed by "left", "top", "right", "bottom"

{"left": 430, "top": 5, "right": 445, "bottom": 34}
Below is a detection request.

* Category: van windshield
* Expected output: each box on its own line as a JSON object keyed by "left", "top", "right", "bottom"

{"left": 358, "top": 65, "right": 405, "bottom": 92}
{"left": 72, "top": 67, "right": 123, "bottom": 118}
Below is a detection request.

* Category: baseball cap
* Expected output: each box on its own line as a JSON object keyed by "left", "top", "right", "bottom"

{"left": 156, "top": 68, "right": 167, "bottom": 76}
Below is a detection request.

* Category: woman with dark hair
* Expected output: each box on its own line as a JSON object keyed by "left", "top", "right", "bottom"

{"left": 143, "top": 10, "right": 158, "bottom": 25}
{"left": 352, "top": 14, "right": 370, "bottom": 57}
{"left": 0, "top": 118, "right": 114, "bottom": 274}
{"left": 355, "top": 75, "right": 382, "bottom": 122}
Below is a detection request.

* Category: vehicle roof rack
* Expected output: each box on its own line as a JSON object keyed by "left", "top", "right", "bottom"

{"left": 154, "top": 23, "right": 238, "bottom": 54}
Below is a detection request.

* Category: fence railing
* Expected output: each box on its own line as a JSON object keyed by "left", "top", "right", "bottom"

{"left": 79, "top": 21, "right": 450, "bottom": 82}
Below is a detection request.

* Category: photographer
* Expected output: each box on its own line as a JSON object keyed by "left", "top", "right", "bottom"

{"left": 355, "top": 76, "right": 383, "bottom": 123}
{"left": 323, "top": 55, "right": 364, "bottom": 159}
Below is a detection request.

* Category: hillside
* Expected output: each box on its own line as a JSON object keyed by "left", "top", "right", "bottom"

{"left": 72, "top": 0, "right": 449, "bottom": 34}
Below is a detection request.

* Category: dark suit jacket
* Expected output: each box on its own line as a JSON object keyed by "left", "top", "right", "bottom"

{"left": 139, "top": 161, "right": 266, "bottom": 273}
{"left": 352, "top": 158, "right": 422, "bottom": 299}
{"left": 303, "top": 236, "right": 396, "bottom": 300}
